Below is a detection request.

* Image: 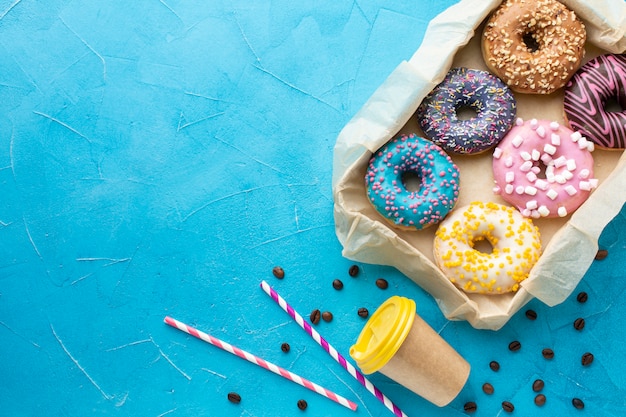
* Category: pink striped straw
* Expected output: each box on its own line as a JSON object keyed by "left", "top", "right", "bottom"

{"left": 260, "top": 280, "right": 408, "bottom": 417}
{"left": 164, "top": 316, "right": 357, "bottom": 411}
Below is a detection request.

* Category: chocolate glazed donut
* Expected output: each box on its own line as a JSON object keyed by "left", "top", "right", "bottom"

{"left": 564, "top": 54, "right": 626, "bottom": 150}
{"left": 482, "top": 0, "right": 586, "bottom": 94}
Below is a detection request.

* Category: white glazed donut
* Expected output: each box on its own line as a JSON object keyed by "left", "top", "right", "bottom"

{"left": 433, "top": 201, "right": 542, "bottom": 294}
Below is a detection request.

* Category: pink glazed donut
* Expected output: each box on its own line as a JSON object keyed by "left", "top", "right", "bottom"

{"left": 492, "top": 118, "right": 597, "bottom": 218}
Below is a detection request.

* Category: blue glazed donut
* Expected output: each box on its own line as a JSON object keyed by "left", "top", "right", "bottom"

{"left": 416, "top": 67, "right": 517, "bottom": 155}
{"left": 365, "top": 134, "right": 460, "bottom": 230}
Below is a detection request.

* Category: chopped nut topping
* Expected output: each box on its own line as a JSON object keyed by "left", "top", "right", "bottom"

{"left": 482, "top": 0, "right": 585, "bottom": 94}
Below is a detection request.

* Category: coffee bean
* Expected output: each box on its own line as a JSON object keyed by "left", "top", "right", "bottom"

{"left": 297, "top": 399, "right": 308, "bottom": 410}
{"left": 375, "top": 278, "right": 389, "bottom": 289}
{"left": 310, "top": 309, "right": 321, "bottom": 325}
{"left": 502, "top": 401, "right": 515, "bottom": 413}
{"left": 322, "top": 311, "right": 333, "bottom": 322}
{"left": 573, "top": 317, "right": 585, "bottom": 331}
{"left": 348, "top": 265, "right": 360, "bottom": 277}
{"left": 572, "top": 398, "right": 585, "bottom": 409}
{"left": 482, "top": 382, "right": 494, "bottom": 395}
{"left": 595, "top": 249, "right": 608, "bottom": 260}
{"left": 272, "top": 266, "right": 285, "bottom": 279}
{"left": 489, "top": 360, "right": 500, "bottom": 372}
{"left": 227, "top": 392, "right": 241, "bottom": 404}
{"left": 581, "top": 352, "right": 594, "bottom": 366}
{"left": 332, "top": 279, "right": 344, "bottom": 290}
{"left": 508, "top": 340, "right": 521, "bottom": 351}
{"left": 357, "top": 307, "right": 369, "bottom": 318}
{"left": 542, "top": 348, "right": 554, "bottom": 359}
{"left": 281, "top": 342, "right": 290, "bottom": 353}
{"left": 576, "top": 291, "right": 588, "bottom": 303}
{"left": 534, "top": 394, "right": 546, "bottom": 406}
{"left": 532, "top": 379, "right": 544, "bottom": 392}
{"left": 463, "top": 401, "right": 477, "bottom": 413}
{"left": 525, "top": 309, "right": 537, "bottom": 320}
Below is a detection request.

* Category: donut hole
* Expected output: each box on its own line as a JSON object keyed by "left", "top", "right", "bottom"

{"left": 455, "top": 105, "right": 479, "bottom": 121}
{"left": 533, "top": 161, "right": 549, "bottom": 179}
{"left": 401, "top": 171, "right": 422, "bottom": 193}
{"left": 472, "top": 236, "right": 494, "bottom": 254}
{"left": 522, "top": 32, "right": 541, "bottom": 53}
{"left": 605, "top": 96, "right": 624, "bottom": 113}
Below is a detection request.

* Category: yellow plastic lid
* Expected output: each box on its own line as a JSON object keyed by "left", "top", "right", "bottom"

{"left": 349, "top": 296, "right": 416, "bottom": 374}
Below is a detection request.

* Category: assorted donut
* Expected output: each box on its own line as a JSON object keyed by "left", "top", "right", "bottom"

{"left": 564, "top": 54, "right": 626, "bottom": 150}
{"left": 492, "top": 118, "right": 596, "bottom": 218}
{"left": 365, "top": 134, "right": 460, "bottom": 230}
{"left": 361, "top": 0, "right": 620, "bottom": 295}
{"left": 433, "top": 201, "right": 541, "bottom": 294}
{"left": 416, "top": 67, "right": 516, "bottom": 155}
{"left": 481, "top": 0, "right": 586, "bottom": 94}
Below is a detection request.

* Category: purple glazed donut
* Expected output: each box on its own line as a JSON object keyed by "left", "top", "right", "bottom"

{"left": 416, "top": 67, "right": 517, "bottom": 155}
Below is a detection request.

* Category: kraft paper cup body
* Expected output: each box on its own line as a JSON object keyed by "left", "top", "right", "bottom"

{"left": 349, "top": 296, "right": 470, "bottom": 407}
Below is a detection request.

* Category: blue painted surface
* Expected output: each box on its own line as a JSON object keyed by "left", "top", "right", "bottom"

{"left": 1, "top": 1, "right": 625, "bottom": 416}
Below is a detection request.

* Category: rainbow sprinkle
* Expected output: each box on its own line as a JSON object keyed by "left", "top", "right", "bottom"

{"left": 417, "top": 67, "right": 516, "bottom": 155}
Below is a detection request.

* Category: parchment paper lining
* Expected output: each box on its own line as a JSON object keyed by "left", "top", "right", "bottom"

{"left": 332, "top": 0, "right": 626, "bottom": 330}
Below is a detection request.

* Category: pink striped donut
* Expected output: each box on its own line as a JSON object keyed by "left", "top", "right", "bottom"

{"left": 564, "top": 54, "right": 626, "bottom": 149}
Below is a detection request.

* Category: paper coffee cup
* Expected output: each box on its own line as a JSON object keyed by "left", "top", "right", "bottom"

{"left": 349, "top": 296, "right": 470, "bottom": 407}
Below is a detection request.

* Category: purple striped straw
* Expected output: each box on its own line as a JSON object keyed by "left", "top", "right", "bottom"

{"left": 260, "top": 280, "right": 408, "bottom": 417}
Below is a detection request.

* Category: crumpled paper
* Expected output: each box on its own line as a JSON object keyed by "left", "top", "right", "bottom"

{"left": 332, "top": 0, "right": 626, "bottom": 330}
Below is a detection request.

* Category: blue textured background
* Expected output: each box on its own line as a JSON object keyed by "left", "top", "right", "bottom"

{"left": 1, "top": 1, "right": 625, "bottom": 416}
